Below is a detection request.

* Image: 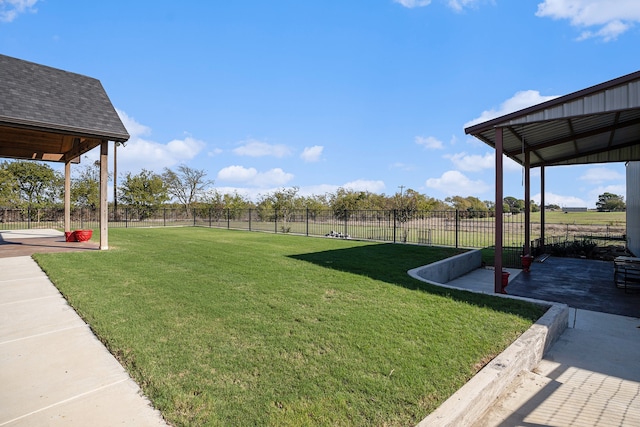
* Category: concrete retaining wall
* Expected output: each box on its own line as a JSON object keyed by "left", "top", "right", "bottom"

{"left": 414, "top": 249, "right": 482, "bottom": 284}
{"left": 417, "top": 303, "right": 568, "bottom": 427}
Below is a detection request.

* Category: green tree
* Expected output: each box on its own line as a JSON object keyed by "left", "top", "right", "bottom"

{"left": 0, "top": 163, "right": 19, "bottom": 206}
{"left": 530, "top": 200, "right": 540, "bottom": 213}
{"left": 393, "top": 188, "right": 425, "bottom": 210}
{"left": 256, "top": 187, "right": 302, "bottom": 232}
{"left": 596, "top": 192, "right": 625, "bottom": 212}
{"left": 118, "top": 169, "right": 169, "bottom": 217}
{"left": 445, "top": 196, "right": 471, "bottom": 211}
{"left": 200, "top": 190, "right": 254, "bottom": 222}
{"left": 2, "top": 160, "right": 62, "bottom": 208}
{"left": 71, "top": 159, "right": 101, "bottom": 209}
{"left": 504, "top": 196, "right": 525, "bottom": 214}
{"left": 301, "top": 194, "right": 330, "bottom": 219}
{"left": 162, "top": 165, "right": 213, "bottom": 216}
{"left": 329, "top": 188, "right": 381, "bottom": 219}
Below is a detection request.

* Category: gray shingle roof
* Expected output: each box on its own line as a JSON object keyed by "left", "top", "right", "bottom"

{"left": 0, "top": 54, "right": 129, "bottom": 142}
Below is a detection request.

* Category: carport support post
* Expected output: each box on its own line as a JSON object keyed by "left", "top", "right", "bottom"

{"left": 64, "top": 161, "right": 71, "bottom": 234}
{"left": 494, "top": 127, "right": 504, "bottom": 293}
{"left": 540, "top": 166, "right": 545, "bottom": 252}
{"left": 99, "top": 140, "right": 109, "bottom": 250}
{"left": 524, "top": 150, "right": 531, "bottom": 255}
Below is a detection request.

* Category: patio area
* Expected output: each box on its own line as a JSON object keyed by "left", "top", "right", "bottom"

{"left": 0, "top": 229, "right": 99, "bottom": 258}
{"left": 506, "top": 256, "right": 639, "bottom": 318}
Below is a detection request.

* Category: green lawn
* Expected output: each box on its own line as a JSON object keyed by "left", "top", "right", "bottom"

{"left": 530, "top": 210, "right": 625, "bottom": 225}
{"left": 34, "top": 228, "right": 545, "bottom": 426}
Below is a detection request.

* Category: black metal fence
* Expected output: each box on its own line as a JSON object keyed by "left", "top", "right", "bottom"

{"left": 0, "top": 206, "right": 626, "bottom": 253}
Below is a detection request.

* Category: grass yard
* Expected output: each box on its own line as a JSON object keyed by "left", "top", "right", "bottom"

{"left": 34, "top": 228, "right": 545, "bottom": 426}
{"left": 530, "top": 210, "right": 625, "bottom": 225}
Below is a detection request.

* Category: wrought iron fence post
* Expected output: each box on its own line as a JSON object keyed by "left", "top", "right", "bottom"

{"left": 393, "top": 209, "right": 397, "bottom": 243}
{"left": 125, "top": 208, "right": 128, "bottom": 228}
{"left": 227, "top": 208, "right": 231, "bottom": 229}
{"left": 249, "top": 208, "right": 252, "bottom": 231}
{"left": 306, "top": 208, "right": 309, "bottom": 236}
{"left": 344, "top": 210, "right": 348, "bottom": 237}
{"left": 455, "top": 209, "right": 459, "bottom": 249}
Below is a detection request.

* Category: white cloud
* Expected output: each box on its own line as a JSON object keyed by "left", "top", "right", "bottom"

{"left": 0, "top": 0, "right": 37, "bottom": 23}
{"left": 216, "top": 165, "right": 293, "bottom": 187}
{"left": 447, "top": 0, "right": 487, "bottom": 12}
{"left": 465, "top": 90, "right": 559, "bottom": 128}
{"left": 116, "top": 109, "right": 151, "bottom": 138}
{"left": 446, "top": 152, "right": 494, "bottom": 172}
{"left": 415, "top": 135, "right": 444, "bottom": 150}
{"left": 579, "top": 167, "right": 625, "bottom": 184}
{"left": 393, "top": 0, "right": 432, "bottom": 8}
{"left": 445, "top": 151, "right": 523, "bottom": 172}
{"left": 343, "top": 179, "right": 386, "bottom": 193}
{"left": 115, "top": 136, "right": 205, "bottom": 172}
{"left": 258, "top": 168, "right": 294, "bottom": 187}
{"left": 536, "top": 0, "right": 640, "bottom": 41}
{"left": 425, "top": 170, "right": 490, "bottom": 196}
{"left": 532, "top": 192, "right": 587, "bottom": 207}
{"left": 390, "top": 162, "right": 416, "bottom": 171}
{"left": 217, "top": 165, "right": 258, "bottom": 182}
{"left": 107, "top": 109, "right": 205, "bottom": 173}
{"left": 300, "top": 145, "right": 324, "bottom": 163}
{"left": 298, "top": 184, "right": 341, "bottom": 198}
{"left": 233, "top": 139, "right": 291, "bottom": 158}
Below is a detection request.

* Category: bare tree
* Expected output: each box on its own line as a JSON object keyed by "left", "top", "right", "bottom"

{"left": 162, "top": 165, "right": 213, "bottom": 215}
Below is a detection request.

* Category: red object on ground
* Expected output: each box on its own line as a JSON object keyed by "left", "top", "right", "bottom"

{"left": 73, "top": 230, "right": 93, "bottom": 242}
{"left": 521, "top": 254, "right": 533, "bottom": 272}
{"left": 65, "top": 231, "right": 76, "bottom": 242}
{"left": 71, "top": 230, "right": 93, "bottom": 242}
{"left": 501, "top": 271, "right": 510, "bottom": 294}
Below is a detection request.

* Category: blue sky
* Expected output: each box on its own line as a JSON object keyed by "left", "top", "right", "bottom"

{"left": 2, "top": 0, "right": 639, "bottom": 207}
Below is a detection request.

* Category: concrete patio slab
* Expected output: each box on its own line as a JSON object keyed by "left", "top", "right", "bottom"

{"left": 0, "top": 229, "right": 64, "bottom": 239}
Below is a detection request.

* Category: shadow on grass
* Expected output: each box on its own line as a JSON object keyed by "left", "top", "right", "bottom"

{"left": 289, "top": 242, "right": 546, "bottom": 321}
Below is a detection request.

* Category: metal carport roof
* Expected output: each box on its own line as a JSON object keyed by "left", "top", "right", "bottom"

{"left": 464, "top": 70, "right": 640, "bottom": 168}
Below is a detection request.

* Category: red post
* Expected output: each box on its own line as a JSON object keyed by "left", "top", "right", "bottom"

{"left": 495, "top": 127, "right": 504, "bottom": 293}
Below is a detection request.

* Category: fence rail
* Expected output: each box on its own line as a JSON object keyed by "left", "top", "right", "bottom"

{"left": 0, "top": 206, "right": 626, "bottom": 251}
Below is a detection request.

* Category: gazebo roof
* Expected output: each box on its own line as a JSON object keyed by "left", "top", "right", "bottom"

{"left": 0, "top": 54, "right": 129, "bottom": 163}
{"left": 465, "top": 70, "right": 640, "bottom": 168}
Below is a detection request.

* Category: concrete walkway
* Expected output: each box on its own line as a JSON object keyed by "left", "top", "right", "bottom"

{"left": 445, "top": 268, "right": 640, "bottom": 427}
{"left": 0, "top": 255, "right": 167, "bottom": 426}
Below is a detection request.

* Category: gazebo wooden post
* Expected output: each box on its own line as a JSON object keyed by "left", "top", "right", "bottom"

{"left": 99, "top": 140, "right": 109, "bottom": 250}
{"left": 494, "top": 127, "right": 504, "bottom": 293}
{"left": 64, "top": 161, "right": 71, "bottom": 235}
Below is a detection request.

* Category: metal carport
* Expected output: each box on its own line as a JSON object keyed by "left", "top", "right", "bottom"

{"left": 465, "top": 70, "right": 640, "bottom": 293}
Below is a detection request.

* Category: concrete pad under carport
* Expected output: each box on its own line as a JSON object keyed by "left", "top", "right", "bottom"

{"left": 0, "top": 256, "right": 167, "bottom": 426}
